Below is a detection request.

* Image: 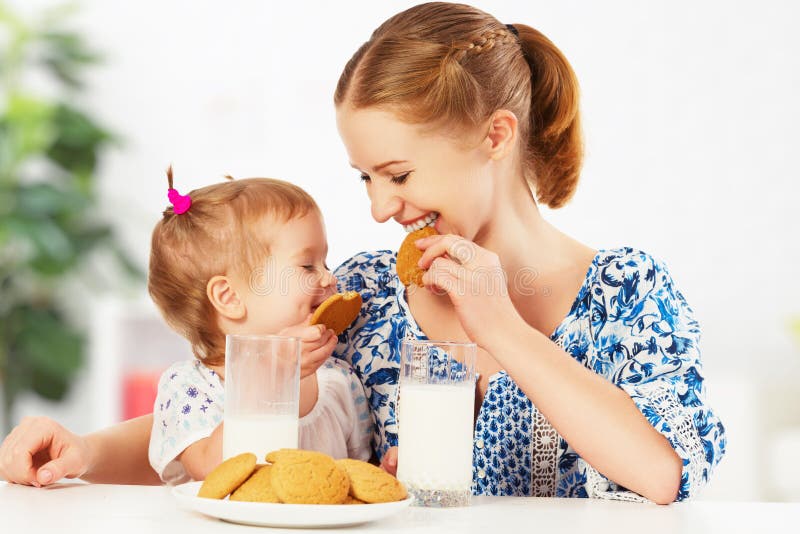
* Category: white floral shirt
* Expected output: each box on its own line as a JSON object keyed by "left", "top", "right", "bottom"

{"left": 333, "top": 248, "right": 726, "bottom": 501}
{"left": 149, "top": 358, "right": 373, "bottom": 484}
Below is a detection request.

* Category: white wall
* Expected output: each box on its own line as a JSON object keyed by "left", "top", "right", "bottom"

{"left": 7, "top": 0, "right": 800, "bottom": 500}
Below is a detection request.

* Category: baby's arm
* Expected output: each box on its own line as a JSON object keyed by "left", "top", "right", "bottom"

{"left": 279, "top": 322, "right": 338, "bottom": 417}
{"left": 299, "top": 374, "right": 319, "bottom": 417}
{"left": 176, "top": 423, "right": 223, "bottom": 481}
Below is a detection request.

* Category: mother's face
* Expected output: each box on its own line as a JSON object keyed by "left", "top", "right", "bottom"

{"left": 335, "top": 105, "right": 496, "bottom": 241}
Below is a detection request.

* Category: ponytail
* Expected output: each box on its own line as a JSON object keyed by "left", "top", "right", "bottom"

{"left": 515, "top": 23, "right": 583, "bottom": 208}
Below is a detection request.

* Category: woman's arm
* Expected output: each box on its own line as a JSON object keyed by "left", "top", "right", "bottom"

{"left": 416, "top": 236, "right": 687, "bottom": 504}
{"left": 83, "top": 414, "right": 161, "bottom": 485}
{"left": 492, "top": 322, "right": 682, "bottom": 504}
{"left": 0, "top": 414, "right": 160, "bottom": 486}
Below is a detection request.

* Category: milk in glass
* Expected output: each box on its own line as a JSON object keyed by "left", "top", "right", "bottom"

{"left": 397, "top": 383, "right": 475, "bottom": 490}
{"left": 222, "top": 412, "right": 298, "bottom": 460}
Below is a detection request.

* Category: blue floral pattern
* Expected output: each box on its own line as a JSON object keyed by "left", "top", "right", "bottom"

{"left": 334, "top": 247, "right": 726, "bottom": 501}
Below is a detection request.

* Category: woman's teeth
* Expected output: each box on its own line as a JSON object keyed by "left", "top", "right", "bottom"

{"left": 404, "top": 212, "right": 439, "bottom": 233}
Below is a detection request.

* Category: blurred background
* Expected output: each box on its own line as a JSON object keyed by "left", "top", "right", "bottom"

{"left": 1, "top": 0, "right": 798, "bottom": 501}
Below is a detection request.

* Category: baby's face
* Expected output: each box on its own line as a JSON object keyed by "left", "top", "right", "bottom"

{"left": 235, "top": 210, "right": 336, "bottom": 334}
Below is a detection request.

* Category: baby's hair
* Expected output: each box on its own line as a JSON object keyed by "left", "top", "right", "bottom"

{"left": 148, "top": 171, "right": 319, "bottom": 365}
{"left": 334, "top": 2, "right": 581, "bottom": 208}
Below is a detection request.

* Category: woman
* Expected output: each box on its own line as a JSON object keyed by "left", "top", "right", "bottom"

{"left": 0, "top": 3, "right": 724, "bottom": 503}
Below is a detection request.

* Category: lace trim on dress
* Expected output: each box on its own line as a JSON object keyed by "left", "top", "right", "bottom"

{"left": 584, "top": 381, "right": 705, "bottom": 502}
{"left": 531, "top": 407, "right": 559, "bottom": 497}
{"left": 640, "top": 380, "right": 707, "bottom": 490}
{"left": 582, "top": 460, "right": 651, "bottom": 502}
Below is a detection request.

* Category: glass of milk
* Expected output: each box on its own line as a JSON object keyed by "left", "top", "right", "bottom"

{"left": 222, "top": 334, "right": 300, "bottom": 461}
{"left": 397, "top": 339, "right": 476, "bottom": 507}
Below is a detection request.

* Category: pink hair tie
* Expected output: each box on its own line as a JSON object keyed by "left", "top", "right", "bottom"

{"left": 166, "top": 165, "right": 192, "bottom": 214}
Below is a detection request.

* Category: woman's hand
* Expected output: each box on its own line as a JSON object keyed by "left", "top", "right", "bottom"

{"left": 0, "top": 417, "right": 92, "bottom": 487}
{"left": 416, "top": 234, "right": 522, "bottom": 347}
{"left": 279, "top": 320, "right": 338, "bottom": 378}
{"left": 380, "top": 446, "right": 398, "bottom": 476}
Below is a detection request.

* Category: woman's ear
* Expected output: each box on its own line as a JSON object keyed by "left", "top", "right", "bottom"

{"left": 207, "top": 275, "right": 246, "bottom": 320}
{"left": 483, "top": 109, "right": 518, "bottom": 161}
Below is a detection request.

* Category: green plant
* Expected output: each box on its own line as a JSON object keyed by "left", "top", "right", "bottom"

{"left": 0, "top": 3, "right": 141, "bottom": 433}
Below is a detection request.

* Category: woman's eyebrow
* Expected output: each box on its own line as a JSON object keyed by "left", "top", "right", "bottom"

{"left": 350, "top": 160, "right": 408, "bottom": 173}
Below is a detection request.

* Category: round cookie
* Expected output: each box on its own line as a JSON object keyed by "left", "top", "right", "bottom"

{"left": 335, "top": 458, "right": 408, "bottom": 503}
{"left": 268, "top": 449, "right": 350, "bottom": 504}
{"left": 264, "top": 448, "right": 309, "bottom": 464}
{"left": 229, "top": 465, "right": 280, "bottom": 503}
{"left": 309, "top": 291, "right": 362, "bottom": 335}
{"left": 343, "top": 495, "right": 366, "bottom": 504}
{"left": 396, "top": 226, "right": 438, "bottom": 287}
{"left": 197, "top": 452, "right": 257, "bottom": 499}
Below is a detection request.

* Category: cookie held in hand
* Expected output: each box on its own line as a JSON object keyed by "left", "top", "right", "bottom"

{"left": 197, "top": 452, "right": 257, "bottom": 499}
{"left": 396, "top": 226, "right": 438, "bottom": 287}
{"left": 309, "top": 291, "right": 362, "bottom": 335}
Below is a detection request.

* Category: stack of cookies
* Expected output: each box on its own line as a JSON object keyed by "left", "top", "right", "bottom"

{"left": 197, "top": 449, "right": 407, "bottom": 505}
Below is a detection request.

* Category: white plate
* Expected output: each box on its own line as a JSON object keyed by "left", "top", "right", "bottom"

{"left": 173, "top": 481, "right": 413, "bottom": 528}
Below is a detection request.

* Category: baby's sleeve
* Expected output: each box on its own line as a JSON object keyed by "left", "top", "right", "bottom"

{"left": 148, "top": 361, "right": 224, "bottom": 484}
{"left": 586, "top": 253, "right": 726, "bottom": 502}
{"left": 343, "top": 363, "right": 375, "bottom": 462}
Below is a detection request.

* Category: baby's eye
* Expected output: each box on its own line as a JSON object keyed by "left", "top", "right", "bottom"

{"left": 301, "top": 265, "right": 315, "bottom": 272}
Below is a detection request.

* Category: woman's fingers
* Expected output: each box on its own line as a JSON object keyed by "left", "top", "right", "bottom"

{"left": 416, "top": 234, "right": 479, "bottom": 269}
{"left": 421, "top": 258, "right": 463, "bottom": 298}
{"left": 380, "top": 446, "right": 399, "bottom": 476}
{"left": 0, "top": 417, "right": 87, "bottom": 486}
{"left": 36, "top": 445, "right": 87, "bottom": 485}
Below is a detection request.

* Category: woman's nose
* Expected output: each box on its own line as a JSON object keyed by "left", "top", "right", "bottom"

{"left": 369, "top": 184, "right": 403, "bottom": 223}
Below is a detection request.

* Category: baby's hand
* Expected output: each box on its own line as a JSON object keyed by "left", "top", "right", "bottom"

{"left": 279, "top": 321, "right": 337, "bottom": 378}
{"left": 380, "top": 446, "right": 399, "bottom": 476}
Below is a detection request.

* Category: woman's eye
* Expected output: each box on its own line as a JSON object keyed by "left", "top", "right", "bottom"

{"left": 390, "top": 172, "right": 410, "bottom": 185}
{"left": 360, "top": 174, "right": 371, "bottom": 183}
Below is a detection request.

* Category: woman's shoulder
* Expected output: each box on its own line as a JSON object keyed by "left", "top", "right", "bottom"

{"left": 589, "top": 247, "right": 674, "bottom": 297}
{"left": 579, "top": 247, "right": 695, "bottom": 323}
{"left": 334, "top": 249, "right": 398, "bottom": 297}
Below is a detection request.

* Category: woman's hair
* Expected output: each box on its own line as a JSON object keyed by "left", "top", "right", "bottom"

{"left": 148, "top": 174, "right": 318, "bottom": 366}
{"left": 334, "top": 2, "right": 582, "bottom": 208}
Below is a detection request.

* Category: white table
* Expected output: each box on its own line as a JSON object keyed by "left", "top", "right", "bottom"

{"left": 1, "top": 481, "right": 797, "bottom": 533}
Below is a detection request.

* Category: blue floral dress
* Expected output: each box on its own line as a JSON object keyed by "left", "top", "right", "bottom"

{"left": 333, "top": 247, "right": 726, "bottom": 501}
